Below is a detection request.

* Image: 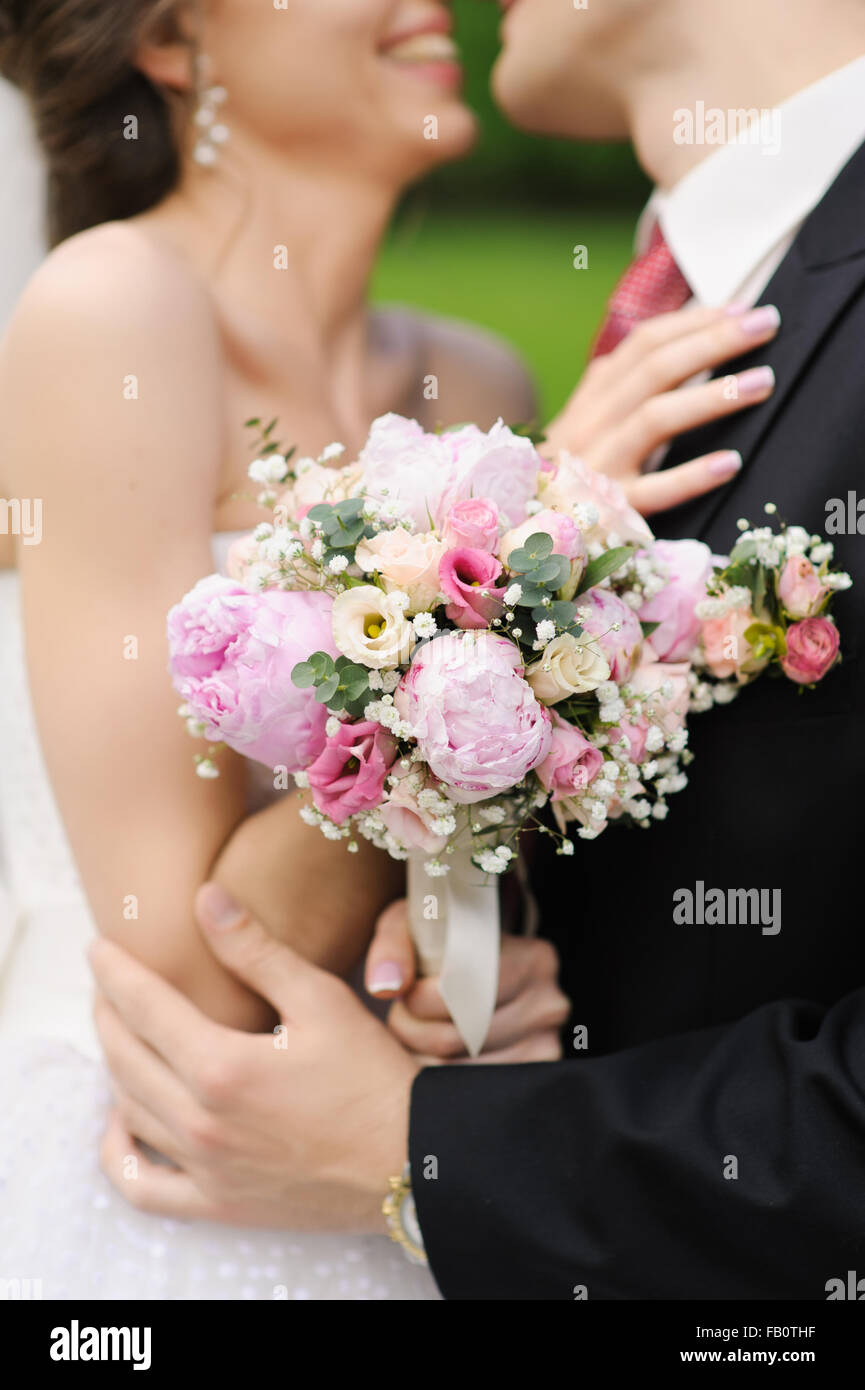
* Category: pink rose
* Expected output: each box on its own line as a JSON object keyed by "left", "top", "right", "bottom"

{"left": 306, "top": 719, "right": 397, "bottom": 824}
{"left": 538, "top": 452, "right": 654, "bottom": 547}
{"left": 700, "top": 606, "right": 767, "bottom": 681}
{"left": 628, "top": 653, "right": 691, "bottom": 735}
{"left": 439, "top": 547, "right": 506, "bottom": 630}
{"left": 781, "top": 617, "right": 840, "bottom": 684}
{"left": 442, "top": 498, "right": 500, "bottom": 552}
{"left": 167, "top": 576, "right": 337, "bottom": 772}
{"left": 354, "top": 527, "right": 446, "bottom": 612}
{"left": 395, "top": 631, "right": 552, "bottom": 803}
{"left": 578, "top": 587, "right": 643, "bottom": 681}
{"left": 608, "top": 718, "right": 649, "bottom": 766}
{"left": 777, "top": 555, "right": 830, "bottom": 620}
{"left": 500, "top": 507, "right": 587, "bottom": 567}
{"left": 536, "top": 712, "right": 603, "bottom": 801}
{"left": 379, "top": 771, "right": 449, "bottom": 854}
{"left": 638, "top": 539, "right": 714, "bottom": 662}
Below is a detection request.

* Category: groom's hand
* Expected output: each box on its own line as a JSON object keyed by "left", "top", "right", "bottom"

{"left": 365, "top": 900, "right": 570, "bottom": 1063}
{"left": 90, "top": 884, "right": 418, "bottom": 1230}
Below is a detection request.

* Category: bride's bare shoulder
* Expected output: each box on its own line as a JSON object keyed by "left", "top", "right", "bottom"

{"left": 1, "top": 221, "right": 221, "bottom": 373}
{"left": 0, "top": 222, "right": 224, "bottom": 494}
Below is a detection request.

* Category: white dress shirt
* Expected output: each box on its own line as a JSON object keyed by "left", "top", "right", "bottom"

{"left": 638, "top": 52, "right": 865, "bottom": 307}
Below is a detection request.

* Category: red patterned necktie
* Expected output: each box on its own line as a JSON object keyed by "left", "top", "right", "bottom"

{"left": 590, "top": 223, "right": 692, "bottom": 359}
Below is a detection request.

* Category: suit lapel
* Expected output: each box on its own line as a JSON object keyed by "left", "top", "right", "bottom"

{"left": 659, "top": 138, "right": 865, "bottom": 543}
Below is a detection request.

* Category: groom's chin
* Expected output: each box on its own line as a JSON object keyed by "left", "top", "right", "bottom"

{"left": 491, "top": 52, "right": 630, "bottom": 142}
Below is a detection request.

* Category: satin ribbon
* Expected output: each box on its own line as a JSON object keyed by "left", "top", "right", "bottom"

{"left": 406, "top": 846, "right": 501, "bottom": 1058}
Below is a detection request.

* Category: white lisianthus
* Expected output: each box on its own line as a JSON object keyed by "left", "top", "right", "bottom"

{"left": 331, "top": 585, "right": 414, "bottom": 669}
{"left": 525, "top": 633, "right": 610, "bottom": 704}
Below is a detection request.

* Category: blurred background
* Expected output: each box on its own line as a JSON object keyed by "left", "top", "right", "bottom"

{"left": 373, "top": 0, "right": 649, "bottom": 419}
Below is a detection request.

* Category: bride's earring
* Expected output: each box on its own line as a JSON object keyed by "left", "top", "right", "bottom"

{"left": 192, "top": 57, "right": 229, "bottom": 168}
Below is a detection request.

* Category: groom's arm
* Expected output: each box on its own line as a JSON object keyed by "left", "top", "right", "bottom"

{"left": 409, "top": 988, "right": 865, "bottom": 1299}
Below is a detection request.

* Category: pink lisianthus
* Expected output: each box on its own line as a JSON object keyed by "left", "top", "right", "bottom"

{"left": 536, "top": 711, "right": 603, "bottom": 801}
{"left": 395, "top": 631, "right": 552, "bottom": 803}
{"left": 167, "top": 576, "right": 337, "bottom": 772}
{"left": 638, "top": 539, "right": 714, "bottom": 662}
{"left": 442, "top": 498, "right": 500, "bottom": 552}
{"left": 306, "top": 719, "right": 398, "bottom": 824}
{"left": 781, "top": 617, "right": 840, "bottom": 684}
{"left": 777, "top": 555, "right": 830, "bottom": 619}
{"left": 379, "top": 770, "right": 449, "bottom": 854}
{"left": 439, "top": 547, "right": 507, "bottom": 629}
{"left": 577, "top": 587, "right": 643, "bottom": 681}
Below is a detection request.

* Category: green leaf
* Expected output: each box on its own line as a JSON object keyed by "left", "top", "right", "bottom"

{"left": 307, "top": 503, "right": 335, "bottom": 524}
{"left": 315, "top": 674, "right": 340, "bottom": 703}
{"left": 576, "top": 546, "right": 636, "bottom": 595}
{"left": 640, "top": 621, "right": 660, "bottom": 639}
{"left": 308, "top": 651, "right": 335, "bottom": 679}
{"left": 517, "top": 586, "right": 550, "bottom": 608}
{"left": 332, "top": 498, "right": 365, "bottom": 521}
{"left": 291, "top": 661, "right": 316, "bottom": 689}
{"left": 533, "top": 555, "right": 571, "bottom": 587}
{"left": 523, "top": 532, "right": 555, "bottom": 559}
{"left": 506, "top": 546, "right": 540, "bottom": 574}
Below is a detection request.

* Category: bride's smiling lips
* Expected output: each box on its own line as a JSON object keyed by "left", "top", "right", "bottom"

{"left": 379, "top": 9, "right": 464, "bottom": 92}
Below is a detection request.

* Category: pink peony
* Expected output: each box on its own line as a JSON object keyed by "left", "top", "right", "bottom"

{"left": 439, "top": 547, "right": 507, "bottom": 630}
{"left": 777, "top": 555, "right": 830, "bottom": 620}
{"left": 168, "top": 576, "right": 338, "bottom": 772}
{"left": 359, "top": 415, "right": 539, "bottom": 531}
{"left": 639, "top": 539, "right": 714, "bottom": 662}
{"left": 578, "top": 587, "right": 643, "bottom": 681}
{"left": 538, "top": 451, "right": 654, "bottom": 547}
{"left": 395, "top": 631, "right": 552, "bottom": 803}
{"left": 536, "top": 712, "right": 603, "bottom": 802}
{"left": 442, "top": 498, "right": 500, "bottom": 553}
{"left": 781, "top": 617, "right": 840, "bottom": 684}
{"left": 306, "top": 719, "right": 397, "bottom": 824}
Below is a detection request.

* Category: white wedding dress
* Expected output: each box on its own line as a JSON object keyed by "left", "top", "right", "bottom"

{"left": 0, "top": 536, "right": 440, "bottom": 1301}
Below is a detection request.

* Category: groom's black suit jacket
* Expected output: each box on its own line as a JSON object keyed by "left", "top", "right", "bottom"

{"left": 410, "top": 137, "right": 865, "bottom": 1299}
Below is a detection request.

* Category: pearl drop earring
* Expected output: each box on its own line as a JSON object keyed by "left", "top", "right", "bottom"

{"left": 192, "top": 70, "right": 229, "bottom": 168}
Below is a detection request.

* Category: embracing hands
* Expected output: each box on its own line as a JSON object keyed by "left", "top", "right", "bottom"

{"left": 544, "top": 302, "right": 780, "bottom": 514}
{"left": 91, "top": 886, "right": 569, "bottom": 1228}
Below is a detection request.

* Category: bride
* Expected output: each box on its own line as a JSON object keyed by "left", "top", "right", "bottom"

{"left": 0, "top": 0, "right": 777, "bottom": 1300}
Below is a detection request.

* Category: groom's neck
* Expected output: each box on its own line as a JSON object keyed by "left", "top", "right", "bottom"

{"left": 623, "top": 7, "right": 865, "bottom": 190}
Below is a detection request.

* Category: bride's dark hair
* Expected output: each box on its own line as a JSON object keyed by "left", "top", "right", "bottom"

{"left": 0, "top": 0, "right": 191, "bottom": 246}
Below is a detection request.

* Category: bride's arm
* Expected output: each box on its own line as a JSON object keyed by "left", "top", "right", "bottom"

{"left": 0, "top": 230, "right": 387, "bottom": 1027}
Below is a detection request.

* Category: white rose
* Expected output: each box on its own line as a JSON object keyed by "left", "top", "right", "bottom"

{"left": 355, "top": 528, "right": 446, "bottom": 613}
{"left": 526, "top": 632, "right": 610, "bottom": 704}
{"left": 332, "top": 585, "right": 414, "bottom": 669}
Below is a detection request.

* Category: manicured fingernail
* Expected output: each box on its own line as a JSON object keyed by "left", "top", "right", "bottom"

{"left": 197, "top": 883, "right": 244, "bottom": 932}
{"left": 740, "top": 305, "right": 781, "bottom": 336}
{"left": 736, "top": 365, "right": 775, "bottom": 396}
{"left": 708, "top": 450, "right": 743, "bottom": 477}
{"left": 368, "top": 962, "right": 404, "bottom": 995}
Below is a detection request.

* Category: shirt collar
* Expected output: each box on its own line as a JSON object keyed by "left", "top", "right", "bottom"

{"left": 638, "top": 53, "right": 865, "bottom": 305}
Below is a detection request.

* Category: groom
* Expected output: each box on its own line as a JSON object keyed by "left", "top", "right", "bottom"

{"left": 92, "top": 0, "right": 865, "bottom": 1298}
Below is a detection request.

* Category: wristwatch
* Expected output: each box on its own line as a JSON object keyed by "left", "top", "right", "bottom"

{"left": 382, "top": 1163, "right": 427, "bottom": 1265}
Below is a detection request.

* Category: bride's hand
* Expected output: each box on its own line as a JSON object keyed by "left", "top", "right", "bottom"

{"left": 542, "top": 303, "right": 781, "bottom": 515}
{"left": 365, "top": 901, "right": 570, "bottom": 1064}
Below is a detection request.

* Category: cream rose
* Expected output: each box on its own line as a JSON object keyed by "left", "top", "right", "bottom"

{"left": 332, "top": 584, "right": 413, "bottom": 669}
{"left": 354, "top": 528, "right": 446, "bottom": 613}
{"left": 526, "top": 632, "right": 610, "bottom": 704}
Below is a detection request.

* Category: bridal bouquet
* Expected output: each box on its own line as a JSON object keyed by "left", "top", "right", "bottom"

{"left": 167, "top": 415, "right": 849, "bottom": 1052}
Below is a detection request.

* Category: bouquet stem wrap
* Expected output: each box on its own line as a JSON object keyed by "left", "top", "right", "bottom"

{"left": 406, "top": 845, "right": 501, "bottom": 1059}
